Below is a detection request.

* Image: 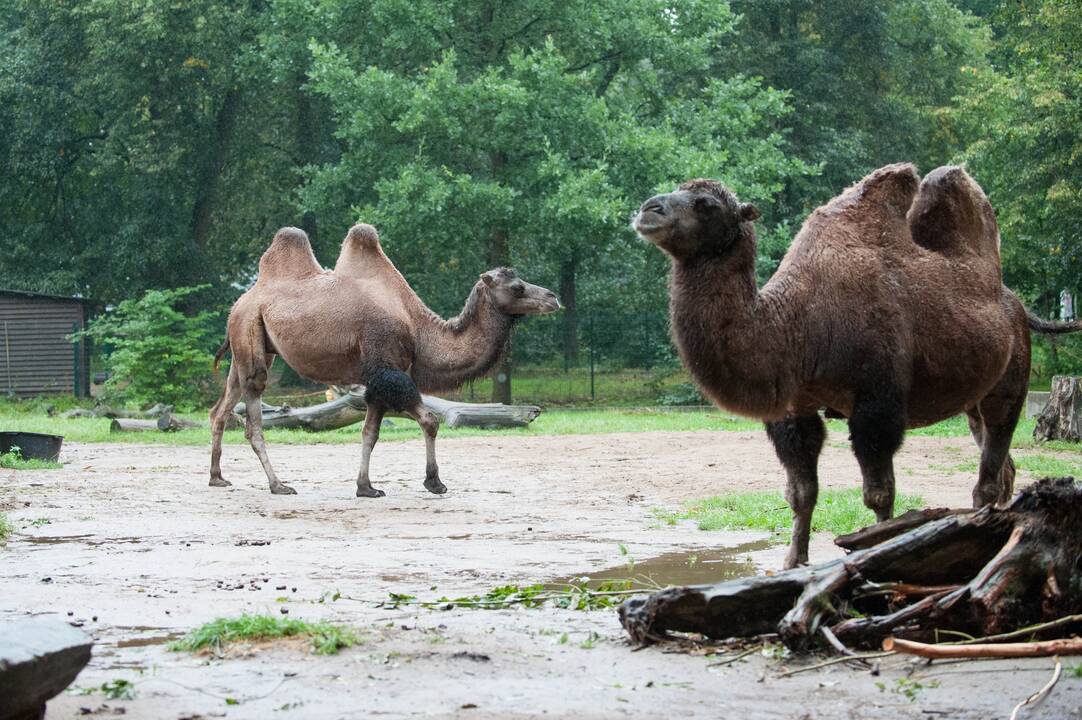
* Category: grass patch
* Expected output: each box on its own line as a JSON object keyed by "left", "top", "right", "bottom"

{"left": 1014, "top": 455, "right": 1082, "bottom": 479}
{"left": 0, "top": 513, "right": 11, "bottom": 542}
{"left": 0, "top": 446, "right": 62, "bottom": 470}
{"left": 670, "top": 487, "right": 926, "bottom": 536}
{"left": 169, "top": 614, "right": 361, "bottom": 655}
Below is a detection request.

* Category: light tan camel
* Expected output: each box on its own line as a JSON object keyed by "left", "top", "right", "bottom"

{"left": 634, "top": 164, "right": 1079, "bottom": 568}
{"left": 209, "top": 223, "right": 559, "bottom": 496}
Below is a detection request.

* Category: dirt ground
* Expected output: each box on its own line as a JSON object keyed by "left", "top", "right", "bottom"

{"left": 2, "top": 430, "right": 1079, "bottom": 719}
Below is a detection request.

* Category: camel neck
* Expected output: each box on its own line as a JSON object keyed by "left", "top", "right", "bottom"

{"left": 669, "top": 229, "right": 796, "bottom": 418}
{"left": 410, "top": 283, "right": 513, "bottom": 393}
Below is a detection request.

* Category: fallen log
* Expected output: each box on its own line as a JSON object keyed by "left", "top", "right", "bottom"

{"left": 883, "top": 636, "right": 1082, "bottom": 659}
{"left": 109, "top": 418, "right": 159, "bottom": 432}
{"left": 1034, "top": 375, "right": 1082, "bottom": 443}
{"left": 619, "top": 477, "right": 1082, "bottom": 652}
{"left": 0, "top": 617, "right": 93, "bottom": 720}
{"left": 233, "top": 387, "right": 541, "bottom": 431}
{"left": 63, "top": 402, "right": 172, "bottom": 420}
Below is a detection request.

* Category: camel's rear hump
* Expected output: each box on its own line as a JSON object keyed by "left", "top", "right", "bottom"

{"left": 257, "top": 227, "right": 323, "bottom": 281}
{"left": 908, "top": 166, "right": 1001, "bottom": 265}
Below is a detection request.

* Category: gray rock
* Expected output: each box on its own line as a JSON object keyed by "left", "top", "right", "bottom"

{"left": 0, "top": 617, "right": 93, "bottom": 720}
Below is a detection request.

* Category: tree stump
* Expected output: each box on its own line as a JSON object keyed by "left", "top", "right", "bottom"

{"left": 619, "top": 477, "right": 1082, "bottom": 652}
{"left": 1034, "top": 376, "right": 1082, "bottom": 443}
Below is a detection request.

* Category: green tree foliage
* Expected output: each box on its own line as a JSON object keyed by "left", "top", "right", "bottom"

{"left": 721, "top": 0, "right": 990, "bottom": 269}
{"left": 301, "top": 1, "right": 808, "bottom": 376}
{"left": 78, "top": 286, "right": 219, "bottom": 409}
{"left": 955, "top": 1, "right": 1082, "bottom": 378}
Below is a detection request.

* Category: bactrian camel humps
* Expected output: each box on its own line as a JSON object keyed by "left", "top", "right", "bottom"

{"left": 210, "top": 223, "right": 560, "bottom": 497}
{"left": 633, "top": 164, "right": 1082, "bottom": 568}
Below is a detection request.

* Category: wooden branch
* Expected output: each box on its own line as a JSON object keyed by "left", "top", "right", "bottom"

{"left": 835, "top": 508, "right": 971, "bottom": 551}
{"left": 883, "top": 636, "right": 1082, "bottom": 658}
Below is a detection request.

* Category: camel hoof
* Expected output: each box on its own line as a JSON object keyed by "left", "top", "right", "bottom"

{"left": 209, "top": 477, "right": 232, "bottom": 488}
{"left": 271, "top": 483, "right": 297, "bottom": 495}
{"left": 424, "top": 478, "right": 448, "bottom": 495}
{"left": 356, "top": 487, "right": 386, "bottom": 498}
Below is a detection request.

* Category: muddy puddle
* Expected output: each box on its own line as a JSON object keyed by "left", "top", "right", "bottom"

{"left": 552, "top": 538, "right": 777, "bottom": 590}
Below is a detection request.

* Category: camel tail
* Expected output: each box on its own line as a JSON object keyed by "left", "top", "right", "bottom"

{"left": 213, "top": 339, "right": 231, "bottom": 371}
{"left": 1027, "top": 310, "right": 1082, "bottom": 335}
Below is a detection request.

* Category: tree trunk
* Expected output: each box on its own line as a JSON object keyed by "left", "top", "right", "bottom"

{"left": 1034, "top": 376, "right": 1082, "bottom": 443}
{"left": 190, "top": 88, "right": 240, "bottom": 251}
{"left": 233, "top": 389, "right": 540, "bottom": 431}
{"left": 560, "top": 258, "right": 578, "bottom": 369}
{"left": 620, "top": 478, "right": 1082, "bottom": 652}
{"left": 486, "top": 204, "right": 512, "bottom": 403}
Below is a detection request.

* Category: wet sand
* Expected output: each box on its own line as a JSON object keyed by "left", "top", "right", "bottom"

{"left": 1, "top": 432, "right": 1076, "bottom": 718}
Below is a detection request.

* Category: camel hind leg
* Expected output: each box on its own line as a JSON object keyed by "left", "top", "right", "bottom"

{"left": 970, "top": 326, "right": 1029, "bottom": 507}
{"left": 208, "top": 361, "right": 243, "bottom": 487}
{"left": 233, "top": 340, "right": 295, "bottom": 495}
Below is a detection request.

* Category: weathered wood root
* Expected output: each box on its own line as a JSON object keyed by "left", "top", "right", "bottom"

{"left": 233, "top": 388, "right": 541, "bottom": 431}
{"left": 619, "top": 477, "right": 1082, "bottom": 652}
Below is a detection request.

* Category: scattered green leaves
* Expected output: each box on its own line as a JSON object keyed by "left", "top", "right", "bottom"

{"left": 876, "top": 677, "right": 941, "bottom": 703}
{"left": 74, "top": 679, "right": 137, "bottom": 700}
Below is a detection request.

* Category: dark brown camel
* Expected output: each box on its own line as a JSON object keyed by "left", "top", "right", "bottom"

{"left": 633, "top": 164, "right": 1081, "bottom": 568}
{"left": 209, "top": 223, "right": 559, "bottom": 497}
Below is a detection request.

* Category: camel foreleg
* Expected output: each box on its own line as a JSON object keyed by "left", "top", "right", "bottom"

{"left": 766, "top": 413, "right": 825, "bottom": 569}
{"left": 408, "top": 403, "right": 445, "bottom": 494}
{"left": 849, "top": 388, "right": 905, "bottom": 523}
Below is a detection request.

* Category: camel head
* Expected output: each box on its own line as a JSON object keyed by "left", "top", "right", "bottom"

{"left": 633, "top": 178, "right": 760, "bottom": 261}
{"left": 479, "top": 268, "right": 561, "bottom": 317}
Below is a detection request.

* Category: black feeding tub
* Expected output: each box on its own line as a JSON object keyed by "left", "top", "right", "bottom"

{"left": 0, "top": 431, "right": 64, "bottom": 462}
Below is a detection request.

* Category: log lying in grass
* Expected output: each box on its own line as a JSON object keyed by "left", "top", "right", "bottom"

{"left": 1034, "top": 375, "right": 1082, "bottom": 443}
{"left": 619, "top": 477, "right": 1082, "bottom": 652}
{"left": 0, "top": 617, "right": 93, "bottom": 720}
{"left": 109, "top": 412, "right": 204, "bottom": 433}
{"left": 233, "top": 387, "right": 541, "bottom": 431}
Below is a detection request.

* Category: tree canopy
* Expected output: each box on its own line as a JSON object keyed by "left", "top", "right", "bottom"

{"left": 1, "top": 0, "right": 1078, "bottom": 396}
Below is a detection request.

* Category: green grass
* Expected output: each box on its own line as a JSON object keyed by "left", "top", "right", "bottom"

{"left": 658, "top": 487, "right": 927, "bottom": 535}
{"left": 169, "top": 614, "right": 361, "bottom": 655}
{"left": 0, "top": 447, "right": 62, "bottom": 470}
{"left": 1014, "top": 455, "right": 1082, "bottom": 478}
{"left": 0, "top": 513, "right": 11, "bottom": 543}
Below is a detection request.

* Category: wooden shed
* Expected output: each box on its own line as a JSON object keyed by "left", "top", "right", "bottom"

{"left": 0, "top": 289, "right": 91, "bottom": 397}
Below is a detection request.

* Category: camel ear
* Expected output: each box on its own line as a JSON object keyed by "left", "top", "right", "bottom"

{"left": 740, "top": 203, "right": 761, "bottom": 222}
{"left": 480, "top": 272, "right": 495, "bottom": 287}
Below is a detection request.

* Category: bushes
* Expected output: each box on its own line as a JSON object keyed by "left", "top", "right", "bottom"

{"left": 79, "top": 286, "right": 220, "bottom": 410}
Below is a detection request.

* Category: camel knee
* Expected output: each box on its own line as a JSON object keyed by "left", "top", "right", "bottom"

{"left": 417, "top": 409, "right": 439, "bottom": 438}
{"left": 245, "top": 367, "right": 268, "bottom": 395}
{"left": 863, "top": 484, "right": 895, "bottom": 517}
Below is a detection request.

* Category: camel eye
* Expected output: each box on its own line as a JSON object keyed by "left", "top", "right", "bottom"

{"left": 512, "top": 282, "right": 526, "bottom": 296}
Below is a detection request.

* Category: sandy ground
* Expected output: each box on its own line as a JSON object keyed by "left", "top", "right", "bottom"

{"left": 2, "top": 430, "right": 1080, "bottom": 719}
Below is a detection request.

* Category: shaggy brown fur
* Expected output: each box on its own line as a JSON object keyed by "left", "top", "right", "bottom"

{"left": 209, "top": 223, "right": 559, "bottom": 497}
{"left": 634, "top": 164, "right": 1077, "bottom": 568}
